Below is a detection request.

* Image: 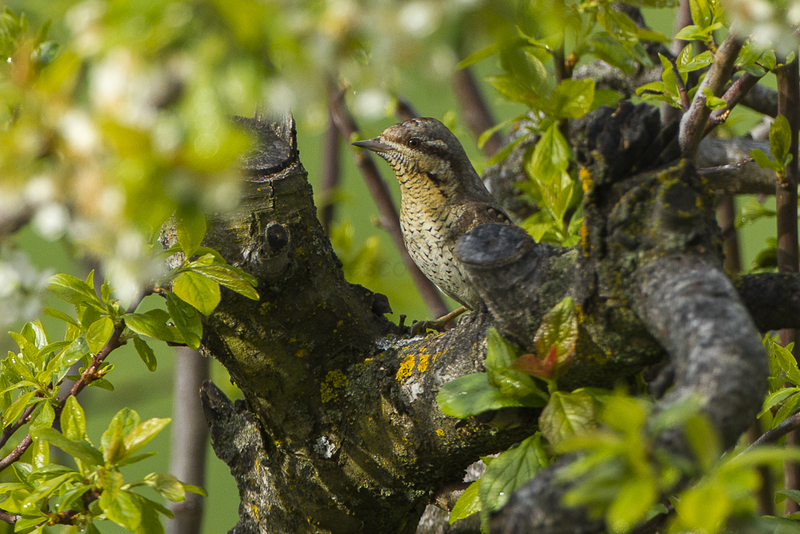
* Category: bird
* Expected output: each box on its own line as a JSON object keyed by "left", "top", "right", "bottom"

{"left": 352, "top": 117, "right": 511, "bottom": 330}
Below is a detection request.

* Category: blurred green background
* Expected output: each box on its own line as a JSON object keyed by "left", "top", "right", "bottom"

{"left": 1, "top": 1, "right": 782, "bottom": 533}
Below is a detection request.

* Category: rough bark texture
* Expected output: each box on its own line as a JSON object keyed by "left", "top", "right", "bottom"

{"left": 169, "top": 104, "right": 795, "bottom": 533}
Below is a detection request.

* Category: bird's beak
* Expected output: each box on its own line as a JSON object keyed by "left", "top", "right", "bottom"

{"left": 352, "top": 138, "right": 390, "bottom": 153}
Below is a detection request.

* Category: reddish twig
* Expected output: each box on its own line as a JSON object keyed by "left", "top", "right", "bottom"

{"left": 0, "top": 509, "right": 20, "bottom": 524}
{"left": 703, "top": 73, "right": 764, "bottom": 136}
{"left": 453, "top": 67, "right": 503, "bottom": 157}
{"left": 0, "top": 291, "right": 147, "bottom": 473}
{"left": 320, "top": 108, "right": 341, "bottom": 235}
{"left": 328, "top": 85, "right": 450, "bottom": 318}
{"left": 0, "top": 403, "right": 37, "bottom": 449}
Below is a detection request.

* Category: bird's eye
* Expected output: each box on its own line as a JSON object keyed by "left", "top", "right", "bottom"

{"left": 408, "top": 138, "right": 420, "bottom": 148}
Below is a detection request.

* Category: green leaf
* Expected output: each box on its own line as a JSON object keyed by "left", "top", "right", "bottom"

{"left": 581, "top": 32, "right": 638, "bottom": 74}
{"left": 47, "top": 274, "right": 104, "bottom": 312}
{"left": 165, "top": 292, "right": 203, "bottom": 349}
{"left": 760, "top": 387, "right": 800, "bottom": 418}
{"left": 486, "top": 75, "right": 537, "bottom": 108}
{"left": 539, "top": 390, "right": 597, "bottom": 445}
{"left": 484, "top": 328, "right": 548, "bottom": 405}
{"left": 124, "top": 310, "right": 184, "bottom": 344}
{"left": 133, "top": 337, "right": 157, "bottom": 372}
{"left": 479, "top": 434, "right": 548, "bottom": 514}
{"left": 172, "top": 271, "right": 221, "bottom": 316}
{"left": 702, "top": 88, "right": 727, "bottom": 110}
{"left": 449, "top": 480, "right": 481, "bottom": 524}
{"left": 678, "top": 49, "right": 713, "bottom": 74}
{"left": 175, "top": 208, "right": 207, "bottom": 259}
{"left": 437, "top": 373, "right": 527, "bottom": 418}
{"left": 100, "top": 472, "right": 142, "bottom": 531}
{"left": 749, "top": 148, "right": 782, "bottom": 173}
{"left": 684, "top": 413, "right": 721, "bottom": 472}
{"left": 735, "top": 198, "right": 776, "bottom": 229}
{"left": 772, "top": 341, "right": 800, "bottom": 385}
{"left": 689, "top": 0, "right": 713, "bottom": 28}
{"left": 478, "top": 115, "right": 526, "bottom": 150}
{"left": 528, "top": 123, "right": 570, "bottom": 185}
{"left": 771, "top": 114, "right": 792, "bottom": 163}
{"left": 606, "top": 477, "right": 658, "bottom": 534}
{"left": 102, "top": 411, "right": 127, "bottom": 465}
{"left": 457, "top": 40, "right": 506, "bottom": 69}
{"left": 597, "top": 7, "right": 638, "bottom": 45}
{"left": 189, "top": 264, "right": 259, "bottom": 300}
{"left": 4, "top": 391, "right": 36, "bottom": 428}
{"left": 86, "top": 316, "right": 114, "bottom": 354}
{"left": 124, "top": 417, "right": 171, "bottom": 456}
{"left": 543, "top": 79, "right": 595, "bottom": 119}
{"left": 42, "top": 307, "right": 80, "bottom": 328}
{"left": 61, "top": 396, "right": 86, "bottom": 440}
{"left": 143, "top": 473, "right": 186, "bottom": 502}
{"left": 776, "top": 489, "right": 800, "bottom": 505}
{"left": 21, "top": 471, "right": 79, "bottom": 508}
{"left": 32, "top": 427, "right": 104, "bottom": 467}
{"left": 533, "top": 297, "right": 578, "bottom": 373}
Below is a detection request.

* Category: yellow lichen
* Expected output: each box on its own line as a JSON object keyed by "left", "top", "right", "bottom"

{"left": 579, "top": 167, "right": 592, "bottom": 192}
{"left": 436, "top": 429, "right": 445, "bottom": 437}
{"left": 418, "top": 353, "right": 430, "bottom": 373}
{"left": 320, "top": 370, "right": 349, "bottom": 403}
{"left": 396, "top": 354, "right": 416, "bottom": 382}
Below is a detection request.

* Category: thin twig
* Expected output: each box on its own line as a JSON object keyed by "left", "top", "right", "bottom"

{"left": 679, "top": 33, "right": 743, "bottom": 160}
{"left": 662, "top": 0, "right": 693, "bottom": 125}
{"left": 748, "top": 412, "right": 800, "bottom": 450}
{"left": 395, "top": 96, "right": 419, "bottom": 122}
{"left": 320, "top": 108, "right": 340, "bottom": 235}
{"left": 696, "top": 156, "right": 754, "bottom": 175}
{"left": 453, "top": 67, "right": 502, "bottom": 157}
{"left": 0, "top": 291, "right": 147, "bottom": 473}
{"left": 667, "top": 55, "right": 690, "bottom": 110}
{"left": 0, "top": 509, "right": 20, "bottom": 524}
{"left": 328, "top": 85, "right": 449, "bottom": 318}
{"left": 0, "top": 403, "right": 37, "bottom": 449}
{"left": 704, "top": 73, "right": 764, "bottom": 136}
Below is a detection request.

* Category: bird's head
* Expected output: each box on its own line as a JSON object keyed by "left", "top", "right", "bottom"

{"left": 352, "top": 117, "right": 475, "bottom": 188}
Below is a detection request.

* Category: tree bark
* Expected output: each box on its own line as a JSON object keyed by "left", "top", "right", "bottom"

{"left": 169, "top": 105, "right": 799, "bottom": 533}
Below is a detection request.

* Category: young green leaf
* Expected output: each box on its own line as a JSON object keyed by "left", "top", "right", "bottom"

{"left": 175, "top": 208, "right": 207, "bottom": 259}
{"left": 165, "top": 292, "right": 203, "bottom": 349}
{"left": 533, "top": 297, "right": 578, "bottom": 375}
{"left": 437, "top": 373, "right": 527, "bottom": 418}
{"left": 479, "top": 434, "right": 548, "bottom": 519}
{"left": 133, "top": 336, "right": 158, "bottom": 372}
{"left": 32, "top": 427, "right": 104, "bottom": 467}
{"left": 47, "top": 273, "right": 104, "bottom": 312}
{"left": 172, "top": 271, "right": 221, "bottom": 316}
{"left": 539, "top": 390, "right": 598, "bottom": 445}
{"left": 86, "top": 316, "right": 114, "bottom": 354}
{"left": 189, "top": 264, "right": 259, "bottom": 301}
{"left": 124, "top": 310, "right": 184, "bottom": 344}
{"left": 449, "top": 480, "right": 481, "bottom": 524}
{"left": 749, "top": 148, "right": 782, "bottom": 173}
{"left": 61, "top": 396, "right": 87, "bottom": 440}
{"left": 770, "top": 114, "right": 792, "bottom": 164}
{"left": 123, "top": 417, "right": 171, "bottom": 456}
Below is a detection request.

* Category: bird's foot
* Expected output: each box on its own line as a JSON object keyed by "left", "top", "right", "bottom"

{"left": 410, "top": 306, "right": 468, "bottom": 336}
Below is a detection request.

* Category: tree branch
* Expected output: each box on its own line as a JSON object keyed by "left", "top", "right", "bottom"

{"left": 679, "top": 33, "right": 743, "bottom": 160}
